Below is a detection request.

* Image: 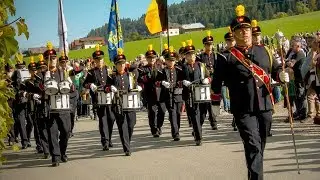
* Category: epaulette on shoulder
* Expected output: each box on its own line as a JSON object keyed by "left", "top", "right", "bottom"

{"left": 216, "top": 52, "right": 227, "bottom": 60}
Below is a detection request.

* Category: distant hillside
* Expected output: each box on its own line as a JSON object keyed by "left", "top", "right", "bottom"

{"left": 87, "top": 0, "right": 319, "bottom": 42}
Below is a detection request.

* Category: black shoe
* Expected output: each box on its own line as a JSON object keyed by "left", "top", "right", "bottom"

{"left": 211, "top": 125, "right": 218, "bottom": 130}
{"left": 158, "top": 128, "right": 162, "bottom": 135}
{"left": 195, "top": 140, "right": 202, "bottom": 146}
{"left": 52, "top": 161, "right": 60, "bottom": 167}
{"left": 103, "top": 145, "right": 109, "bottom": 151}
{"left": 27, "top": 141, "right": 32, "bottom": 147}
{"left": 191, "top": 131, "right": 195, "bottom": 137}
{"left": 125, "top": 151, "right": 131, "bottom": 156}
{"left": 44, "top": 153, "right": 50, "bottom": 159}
{"left": 268, "top": 133, "right": 273, "bottom": 137}
{"left": 173, "top": 136, "right": 180, "bottom": 141}
{"left": 61, "top": 155, "right": 68, "bottom": 163}
{"left": 69, "top": 133, "right": 74, "bottom": 138}
{"left": 15, "top": 138, "right": 19, "bottom": 143}
{"left": 36, "top": 146, "right": 44, "bottom": 154}
{"left": 153, "top": 132, "right": 160, "bottom": 138}
{"left": 233, "top": 127, "right": 238, "bottom": 131}
{"left": 189, "top": 123, "right": 192, "bottom": 127}
{"left": 109, "top": 142, "right": 113, "bottom": 148}
{"left": 21, "top": 144, "right": 28, "bottom": 149}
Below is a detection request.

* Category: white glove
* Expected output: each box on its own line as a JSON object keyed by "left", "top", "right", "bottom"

{"left": 279, "top": 71, "right": 289, "bottom": 83}
{"left": 183, "top": 80, "right": 192, "bottom": 87}
{"left": 90, "top": 83, "right": 98, "bottom": 92}
{"left": 111, "top": 85, "right": 118, "bottom": 92}
{"left": 137, "top": 85, "right": 143, "bottom": 92}
{"left": 162, "top": 81, "right": 171, "bottom": 88}
{"left": 33, "top": 94, "right": 41, "bottom": 100}
{"left": 202, "top": 78, "right": 209, "bottom": 85}
{"left": 23, "top": 92, "right": 27, "bottom": 97}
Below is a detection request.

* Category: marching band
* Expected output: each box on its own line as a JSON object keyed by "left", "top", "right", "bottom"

{"left": 7, "top": 4, "right": 308, "bottom": 180}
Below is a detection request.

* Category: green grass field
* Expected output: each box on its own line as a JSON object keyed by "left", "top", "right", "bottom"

{"left": 25, "top": 11, "right": 320, "bottom": 64}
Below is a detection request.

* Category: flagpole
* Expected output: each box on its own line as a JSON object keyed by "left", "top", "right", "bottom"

{"left": 59, "top": 0, "right": 67, "bottom": 55}
{"left": 165, "top": 0, "right": 169, "bottom": 47}
{"left": 115, "top": 0, "right": 120, "bottom": 48}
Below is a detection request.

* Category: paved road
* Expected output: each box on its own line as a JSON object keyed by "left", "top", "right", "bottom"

{"left": 1, "top": 106, "right": 320, "bottom": 180}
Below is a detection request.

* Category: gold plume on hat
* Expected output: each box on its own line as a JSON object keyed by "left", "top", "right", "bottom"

{"left": 61, "top": 51, "right": 65, "bottom": 57}
{"left": 227, "top": 26, "right": 232, "bottom": 33}
{"left": 187, "top": 39, "right": 193, "bottom": 46}
{"left": 181, "top": 42, "right": 186, "bottom": 47}
{"left": 207, "top": 31, "right": 211, "bottom": 37}
{"left": 235, "top": 5, "right": 245, "bottom": 17}
{"left": 30, "top": 56, "right": 34, "bottom": 63}
{"left": 148, "top": 44, "right": 153, "bottom": 51}
{"left": 164, "top": 43, "right": 168, "bottom": 50}
{"left": 95, "top": 44, "right": 100, "bottom": 51}
{"left": 38, "top": 54, "right": 44, "bottom": 61}
{"left": 47, "top": 42, "right": 53, "bottom": 50}
{"left": 117, "top": 48, "right": 124, "bottom": 55}
{"left": 251, "top": 19, "right": 258, "bottom": 27}
{"left": 169, "top": 46, "right": 174, "bottom": 53}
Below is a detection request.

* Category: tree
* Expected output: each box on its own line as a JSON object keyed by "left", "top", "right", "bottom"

{"left": 206, "top": 23, "right": 214, "bottom": 29}
{"left": 0, "top": 0, "right": 29, "bottom": 163}
{"left": 308, "top": 0, "right": 317, "bottom": 11}
{"left": 272, "top": 12, "right": 289, "bottom": 19}
{"left": 296, "top": 1, "right": 310, "bottom": 14}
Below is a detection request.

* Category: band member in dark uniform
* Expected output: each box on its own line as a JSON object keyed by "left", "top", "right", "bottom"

{"left": 5, "top": 63, "right": 16, "bottom": 145}
{"left": 24, "top": 57, "right": 43, "bottom": 153}
{"left": 34, "top": 55, "right": 50, "bottom": 159}
{"left": 198, "top": 31, "right": 226, "bottom": 130}
{"left": 182, "top": 40, "right": 211, "bottom": 146}
{"left": 107, "top": 48, "right": 142, "bottom": 156}
{"left": 11, "top": 60, "right": 30, "bottom": 149}
{"left": 43, "top": 43, "right": 73, "bottom": 166}
{"left": 83, "top": 45, "right": 115, "bottom": 150}
{"left": 251, "top": 20, "right": 263, "bottom": 46}
{"left": 138, "top": 44, "right": 166, "bottom": 137}
{"left": 158, "top": 46, "right": 184, "bottom": 141}
{"left": 224, "top": 28, "right": 237, "bottom": 131}
{"left": 211, "top": 5, "right": 289, "bottom": 179}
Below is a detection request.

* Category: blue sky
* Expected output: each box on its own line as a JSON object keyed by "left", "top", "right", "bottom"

{"left": 13, "top": 0, "right": 184, "bottom": 49}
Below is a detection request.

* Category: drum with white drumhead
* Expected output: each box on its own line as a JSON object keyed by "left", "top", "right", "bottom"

{"left": 49, "top": 94, "right": 70, "bottom": 111}
{"left": 44, "top": 80, "right": 59, "bottom": 95}
{"left": 122, "top": 92, "right": 141, "bottom": 111}
{"left": 17, "top": 69, "right": 31, "bottom": 84}
{"left": 96, "top": 91, "right": 114, "bottom": 105}
{"left": 194, "top": 85, "right": 211, "bottom": 103}
{"left": 59, "top": 80, "right": 71, "bottom": 94}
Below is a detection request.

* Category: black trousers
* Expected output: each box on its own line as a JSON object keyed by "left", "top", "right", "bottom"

{"left": 115, "top": 111, "right": 136, "bottom": 153}
{"left": 294, "top": 82, "right": 307, "bottom": 118}
{"left": 47, "top": 112, "right": 71, "bottom": 162}
{"left": 166, "top": 101, "right": 182, "bottom": 138}
{"left": 147, "top": 102, "right": 166, "bottom": 135}
{"left": 97, "top": 105, "right": 115, "bottom": 146}
{"left": 14, "top": 105, "right": 28, "bottom": 146}
{"left": 37, "top": 117, "right": 50, "bottom": 154}
{"left": 199, "top": 102, "right": 217, "bottom": 127}
{"left": 234, "top": 111, "right": 272, "bottom": 180}
{"left": 185, "top": 103, "right": 201, "bottom": 141}
{"left": 26, "top": 112, "right": 42, "bottom": 148}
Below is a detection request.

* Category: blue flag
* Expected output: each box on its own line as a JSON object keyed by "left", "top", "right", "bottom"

{"left": 107, "top": 0, "right": 123, "bottom": 62}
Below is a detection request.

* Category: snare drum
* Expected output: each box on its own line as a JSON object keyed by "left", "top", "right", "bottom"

{"left": 49, "top": 94, "right": 70, "bottom": 111}
{"left": 45, "top": 80, "right": 59, "bottom": 95}
{"left": 122, "top": 92, "right": 141, "bottom": 111}
{"left": 194, "top": 85, "right": 211, "bottom": 103}
{"left": 96, "top": 91, "right": 114, "bottom": 105}
{"left": 59, "top": 80, "right": 71, "bottom": 94}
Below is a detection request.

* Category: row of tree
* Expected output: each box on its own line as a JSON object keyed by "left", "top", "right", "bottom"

{"left": 87, "top": 0, "right": 319, "bottom": 42}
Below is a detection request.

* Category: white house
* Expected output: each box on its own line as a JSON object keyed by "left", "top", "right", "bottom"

{"left": 161, "top": 28, "right": 180, "bottom": 37}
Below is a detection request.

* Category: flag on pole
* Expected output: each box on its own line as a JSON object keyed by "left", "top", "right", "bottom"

{"left": 107, "top": 0, "right": 123, "bottom": 62}
{"left": 145, "top": 0, "right": 168, "bottom": 34}
{"left": 58, "top": 0, "right": 69, "bottom": 55}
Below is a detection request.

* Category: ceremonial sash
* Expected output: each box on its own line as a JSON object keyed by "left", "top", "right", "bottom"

{"left": 230, "top": 47, "right": 275, "bottom": 106}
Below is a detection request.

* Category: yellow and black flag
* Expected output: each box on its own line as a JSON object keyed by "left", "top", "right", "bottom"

{"left": 145, "top": 0, "right": 168, "bottom": 34}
